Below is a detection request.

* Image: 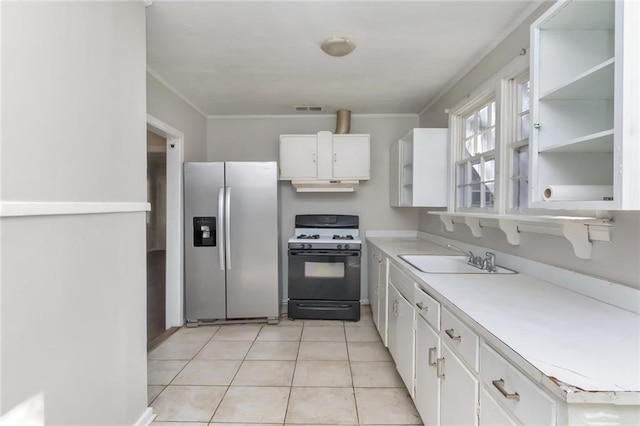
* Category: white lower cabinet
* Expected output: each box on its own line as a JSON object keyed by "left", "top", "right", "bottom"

{"left": 377, "top": 254, "right": 389, "bottom": 346}
{"left": 368, "top": 248, "right": 381, "bottom": 329}
{"left": 440, "top": 343, "right": 480, "bottom": 425}
{"left": 388, "top": 282, "right": 415, "bottom": 396}
{"left": 415, "top": 314, "right": 440, "bottom": 426}
{"left": 480, "top": 387, "right": 519, "bottom": 426}
{"left": 480, "top": 343, "right": 555, "bottom": 425}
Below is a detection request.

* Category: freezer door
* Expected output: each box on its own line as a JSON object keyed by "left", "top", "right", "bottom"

{"left": 184, "top": 162, "right": 226, "bottom": 321}
{"left": 225, "top": 162, "right": 279, "bottom": 319}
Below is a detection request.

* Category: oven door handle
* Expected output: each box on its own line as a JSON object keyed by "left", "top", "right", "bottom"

{"left": 289, "top": 250, "right": 361, "bottom": 257}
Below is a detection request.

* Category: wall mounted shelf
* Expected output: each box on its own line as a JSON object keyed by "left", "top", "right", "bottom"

{"left": 429, "top": 211, "right": 613, "bottom": 259}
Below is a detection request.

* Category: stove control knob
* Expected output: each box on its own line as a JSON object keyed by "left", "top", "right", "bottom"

{"left": 344, "top": 244, "right": 350, "bottom": 250}
{"left": 337, "top": 244, "right": 343, "bottom": 249}
{"left": 306, "top": 244, "right": 313, "bottom": 249}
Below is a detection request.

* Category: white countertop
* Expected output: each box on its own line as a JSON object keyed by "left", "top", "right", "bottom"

{"left": 367, "top": 236, "right": 640, "bottom": 404}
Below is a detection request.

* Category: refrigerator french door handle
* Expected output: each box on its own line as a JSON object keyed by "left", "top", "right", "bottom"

{"left": 217, "top": 187, "right": 225, "bottom": 271}
{"left": 225, "top": 186, "right": 232, "bottom": 269}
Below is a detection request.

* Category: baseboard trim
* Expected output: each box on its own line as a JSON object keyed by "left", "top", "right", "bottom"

{"left": 132, "top": 408, "right": 155, "bottom": 426}
{"left": 0, "top": 201, "right": 150, "bottom": 218}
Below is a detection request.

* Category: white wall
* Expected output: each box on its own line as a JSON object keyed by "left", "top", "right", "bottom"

{"left": 207, "top": 115, "right": 420, "bottom": 301}
{"left": 418, "top": 1, "right": 640, "bottom": 290}
{"left": 147, "top": 72, "right": 207, "bottom": 162}
{"left": 1, "top": 2, "right": 149, "bottom": 424}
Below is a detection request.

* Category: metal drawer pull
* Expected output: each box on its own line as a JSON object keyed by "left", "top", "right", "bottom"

{"left": 428, "top": 347, "right": 437, "bottom": 366}
{"left": 445, "top": 328, "right": 461, "bottom": 341}
{"left": 436, "top": 357, "right": 445, "bottom": 379}
{"left": 416, "top": 302, "right": 428, "bottom": 311}
{"left": 492, "top": 379, "right": 520, "bottom": 401}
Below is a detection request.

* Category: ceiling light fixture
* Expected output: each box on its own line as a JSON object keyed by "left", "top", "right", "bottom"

{"left": 320, "top": 37, "right": 356, "bottom": 57}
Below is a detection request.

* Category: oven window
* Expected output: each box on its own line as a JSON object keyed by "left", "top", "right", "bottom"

{"left": 304, "top": 261, "right": 345, "bottom": 278}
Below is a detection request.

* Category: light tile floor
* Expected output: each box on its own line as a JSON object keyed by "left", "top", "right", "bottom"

{"left": 148, "top": 306, "right": 423, "bottom": 425}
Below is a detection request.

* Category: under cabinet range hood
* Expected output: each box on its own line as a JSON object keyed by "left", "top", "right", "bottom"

{"left": 290, "top": 179, "right": 360, "bottom": 193}
{"left": 279, "top": 131, "right": 371, "bottom": 192}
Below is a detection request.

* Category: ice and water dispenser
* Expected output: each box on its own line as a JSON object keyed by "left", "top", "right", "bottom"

{"left": 193, "top": 217, "right": 216, "bottom": 247}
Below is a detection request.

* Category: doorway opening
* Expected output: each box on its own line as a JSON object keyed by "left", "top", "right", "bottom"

{"left": 147, "top": 130, "right": 168, "bottom": 348}
{"left": 146, "top": 115, "right": 185, "bottom": 349}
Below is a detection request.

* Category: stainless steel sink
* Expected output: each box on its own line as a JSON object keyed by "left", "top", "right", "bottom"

{"left": 399, "top": 255, "right": 517, "bottom": 274}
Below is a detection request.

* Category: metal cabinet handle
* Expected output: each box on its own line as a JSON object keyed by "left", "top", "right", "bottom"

{"left": 334, "top": 153, "right": 337, "bottom": 162}
{"left": 312, "top": 152, "right": 316, "bottom": 163}
{"left": 436, "top": 357, "right": 445, "bottom": 379}
{"left": 428, "top": 347, "right": 437, "bottom": 366}
{"left": 445, "top": 328, "right": 461, "bottom": 341}
{"left": 533, "top": 122, "right": 541, "bottom": 129}
{"left": 416, "top": 302, "right": 428, "bottom": 311}
{"left": 393, "top": 300, "right": 399, "bottom": 316}
{"left": 492, "top": 379, "right": 520, "bottom": 401}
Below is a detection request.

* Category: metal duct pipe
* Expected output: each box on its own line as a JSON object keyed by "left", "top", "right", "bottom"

{"left": 335, "top": 109, "right": 351, "bottom": 134}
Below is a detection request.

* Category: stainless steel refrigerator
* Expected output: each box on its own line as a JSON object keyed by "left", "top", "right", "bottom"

{"left": 184, "top": 161, "right": 280, "bottom": 324}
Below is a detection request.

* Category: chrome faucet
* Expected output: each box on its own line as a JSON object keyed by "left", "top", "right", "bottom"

{"left": 484, "top": 252, "right": 496, "bottom": 272}
{"left": 448, "top": 244, "right": 498, "bottom": 272}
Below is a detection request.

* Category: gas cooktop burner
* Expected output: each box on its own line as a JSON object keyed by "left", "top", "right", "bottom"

{"left": 297, "top": 234, "right": 320, "bottom": 239}
{"left": 332, "top": 235, "right": 354, "bottom": 240}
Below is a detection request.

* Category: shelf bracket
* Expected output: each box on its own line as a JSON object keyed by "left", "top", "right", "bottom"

{"left": 465, "top": 217, "right": 482, "bottom": 238}
{"left": 498, "top": 219, "right": 520, "bottom": 245}
{"left": 561, "top": 222, "right": 592, "bottom": 260}
{"left": 439, "top": 215, "right": 455, "bottom": 232}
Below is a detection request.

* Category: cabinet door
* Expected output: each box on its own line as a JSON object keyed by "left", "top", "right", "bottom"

{"left": 378, "top": 255, "right": 388, "bottom": 346}
{"left": 415, "top": 315, "right": 440, "bottom": 426}
{"left": 368, "top": 249, "right": 380, "bottom": 328}
{"left": 279, "top": 135, "right": 317, "bottom": 180}
{"left": 332, "top": 134, "right": 370, "bottom": 180}
{"left": 480, "top": 388, "right": 519, "bottom": 426}
{"left": 440, "top": 343, "right": 479, "bottom": 426}
{"left": 387, "top": 284, "right": 400, "bottom": 358}
{"left": 395, "top": 292, "right": 415, "bottom": 396}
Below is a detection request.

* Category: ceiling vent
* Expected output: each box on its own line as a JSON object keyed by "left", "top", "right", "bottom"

{"left": 294, "top": 105, "right": 324, "bottom": 112}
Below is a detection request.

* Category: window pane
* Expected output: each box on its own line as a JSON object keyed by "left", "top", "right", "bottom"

{"left": 471, "top": 159, "right": 481, "bottom": 182}
{"left": 479, "top": 106, "right": 489, "bottom": 131}
{"left": 470, "top": 183, "right": 481, "bottom": 207}
{"left": 481, "top": 128, "right": 495, "bottom": 152}
{"left": 464, "top": 137, "right": 474, "bottom": 158}
{"left": 512, "top": 177, "right": 528, "bottom": 209}
{"left": 457, "top": 164, "right": 467, "bottom": 185}
{"left": 517, "top": 147, "right": 529, "bottom": 177}
{"left": 484, "top": 182, "right": 495, "bottom": 208}
{"left": 520, "top": 81, "right": 530, "bottom": 112}
{"left": 465, "top": 115, "right": 475, "bottom": 138}
{"left": 484, "top": 157, "right": 495, "bottom": 181}
{"left": 457, "top": 185, "right": 471, "bottom": 209}
{"left": 519, "top": 113, "right": 530, "bottom": 141}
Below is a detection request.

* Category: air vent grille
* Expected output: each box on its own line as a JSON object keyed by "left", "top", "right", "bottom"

{"left": 294, "top": 105, "right": 324, "bottom": 112}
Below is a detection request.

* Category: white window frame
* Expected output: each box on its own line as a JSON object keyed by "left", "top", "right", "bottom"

{"left": 448, "top": 55, "right": 529, "bottom": 214}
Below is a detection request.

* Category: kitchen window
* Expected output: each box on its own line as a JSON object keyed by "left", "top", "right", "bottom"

{"left": 449, "top": 55, "right": 529, "bottom": 214}
{"left": 455, "top": 98, "right": 497, "bottom": 210}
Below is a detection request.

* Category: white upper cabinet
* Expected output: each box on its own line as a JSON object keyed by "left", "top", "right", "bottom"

{"left": 279, "top": 134, "right": 317, "bottom": 180}
{"left": 530, "top": 0, "right": 639, "bottom": 210}
{"left": 279, "top": 131, "right": 370, "bottom": 192}
{"left": 390, "top": 128, "right": 448, "bottom": 207}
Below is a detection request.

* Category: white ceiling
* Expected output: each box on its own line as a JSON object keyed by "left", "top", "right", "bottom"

{"left": 146, "top": 1, "right": 541, "bottom": 116}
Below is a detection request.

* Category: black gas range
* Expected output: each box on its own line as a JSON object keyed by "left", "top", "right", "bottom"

{"left": 287, "top": 214, "right": 361, "bottom": 321}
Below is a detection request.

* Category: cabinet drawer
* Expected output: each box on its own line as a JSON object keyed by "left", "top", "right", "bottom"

{"left": 481, "top": 343, "right": 555, "bottom": 426}
{"left": 441, "top": 308, "right": 479, "bottom": 372}
{"left": 413, "top": 285, "right": 440, "bottom": 331}
{"left": 389, "top": 261, "right": 414, "bottom": 303}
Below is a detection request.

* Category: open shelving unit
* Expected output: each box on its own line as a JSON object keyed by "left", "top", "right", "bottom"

{"left": 529, "top": 0, "right": 639, "bottom": 210}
